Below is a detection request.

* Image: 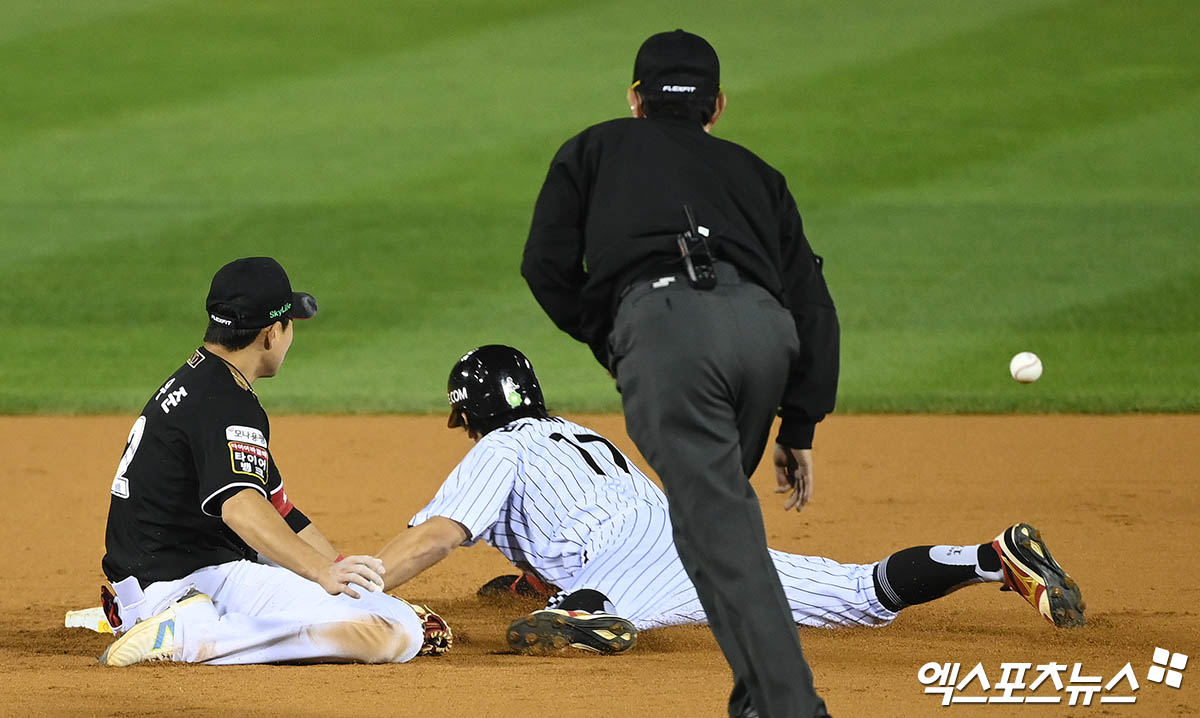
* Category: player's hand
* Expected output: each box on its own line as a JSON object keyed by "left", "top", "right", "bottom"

{"left": 318, "top": 555, "right": 386, "bottom": 599}
{"left": 773, "top": 444, "right": 814, "bottom": 512}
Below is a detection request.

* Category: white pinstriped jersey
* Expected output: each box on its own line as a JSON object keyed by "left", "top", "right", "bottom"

{"left": 411, "top": 417, "right": 668, "bottom": 588}
{"left": 411, "top": 417, "right": 897, "bottom": 630}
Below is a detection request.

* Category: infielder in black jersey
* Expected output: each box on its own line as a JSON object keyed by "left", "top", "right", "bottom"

{"left": 99, "top": 257, "right": 450, "bottom": 666}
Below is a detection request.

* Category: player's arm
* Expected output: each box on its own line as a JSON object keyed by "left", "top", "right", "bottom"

{"left": 383, "top": 444, "right": 516, "bottom": 591}
{"left": 261, "top": 455, "right": 341, "bottom": 560}
{"left": 268, "top": 487, "right": 340, "bottom": 560}
{"left": 221, "top": 488, "right": 384, "bottom": 598}
{"left": 376, "top": 517, "right": 469, "bottom": 593}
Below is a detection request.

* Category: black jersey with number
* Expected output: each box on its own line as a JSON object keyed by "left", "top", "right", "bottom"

{"left": 102, "top": 347, "right": 299, "bottom": 587}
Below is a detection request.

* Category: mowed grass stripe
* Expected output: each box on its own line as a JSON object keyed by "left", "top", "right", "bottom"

{"left": 1, "top": 1, "right": 1067, "bottom": 283}
{"left": 0, "top": 0, "right": 566, "bottom": 138}
{"left": 0, "top": 0, "right": 1082, "bottom": 218}
{"left": 814, "top": 203, "right": 1196, "bottom": 328}
{"left": 819, "top": 95, "right": 1199, "bottom": 412}
{"left": 734, "top": 0, "right": 1200, "bottom": 201}
{"left": 824, "top": 199, "right": 1199, "bottom": 412}
{"left": 1, "top": 0, "right": 1070, "bottom": 203}
{"left": 0, "top": 205, "right": 590, "bottom": 414}
{"left": 0, "top": 0, "right": 188, "bottom": 44}
{"left": 880, "top": 90, "right": 1200, "bottom": 206}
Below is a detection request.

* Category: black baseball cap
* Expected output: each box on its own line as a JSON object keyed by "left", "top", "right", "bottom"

{"left": 632, "top": 29, "right": 720, "bottom": 97}
{"left": 205, "top": 257, "right": 317, "bottom": 330}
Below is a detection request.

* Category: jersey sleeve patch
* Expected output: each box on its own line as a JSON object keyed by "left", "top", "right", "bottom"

{"left": 229, "top": 442, "right": 269, "bottom": 483}
{"left": 225, "top": 425, "right": 267, "bottom": 448}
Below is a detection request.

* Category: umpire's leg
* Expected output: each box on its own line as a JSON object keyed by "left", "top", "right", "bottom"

{"left": 612, "top": 278, "right": 828, "bottom": 718}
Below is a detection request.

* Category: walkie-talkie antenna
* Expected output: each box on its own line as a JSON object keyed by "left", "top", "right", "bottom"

{"left": 683, "top": 203, "right": 715, "bottom": 257}
{"left": 683, "top": 204, "right": 698, "bottom": 236}
{"left": 677, "top": 203, "right": 717, "bottom": 290}
{"left": 678, "top": 205, "right": 699, "bottom": 284}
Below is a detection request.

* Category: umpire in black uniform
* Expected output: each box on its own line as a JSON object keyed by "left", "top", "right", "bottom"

{"left": 522, "top": 30, "right": 837, "bottom": 718}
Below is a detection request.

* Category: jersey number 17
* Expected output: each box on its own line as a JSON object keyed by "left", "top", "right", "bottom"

{"left": 550, "top": 432, "right": 631, "bottom": 476}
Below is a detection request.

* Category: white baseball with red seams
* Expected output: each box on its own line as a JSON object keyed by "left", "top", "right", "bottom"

{"left": 1009, "top": 352, "right": 1043, "bottom": 383}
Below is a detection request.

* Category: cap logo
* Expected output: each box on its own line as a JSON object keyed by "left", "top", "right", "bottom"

{"left": 662, "top": 84, "right": 696, "bottom": 93}
{"left": 209, "top": 314, "right": 233, "bottom": 326}
{"left": 448, "top": 387, "right": 469, "bottom": 404}
{"left": 269, "top": 302, "right": 292, "bottom": 319}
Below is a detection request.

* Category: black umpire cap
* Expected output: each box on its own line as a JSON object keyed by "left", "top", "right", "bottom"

{"left": 206, "top": 257, "right": 318, "bottom": 330}
{"left": 632, "top": 29, "right": 720, "bottom": 97}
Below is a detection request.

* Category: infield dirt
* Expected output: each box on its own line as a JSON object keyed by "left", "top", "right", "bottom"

{"left": 1, "top": 415, "right": 1197, "bottom": 717}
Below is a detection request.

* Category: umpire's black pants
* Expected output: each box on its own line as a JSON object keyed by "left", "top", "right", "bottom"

{"left": 610, "top": 263, "right": 829, "bottom": 718}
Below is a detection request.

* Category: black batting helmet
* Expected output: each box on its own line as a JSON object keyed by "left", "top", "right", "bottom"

{"left": 447, "top": 345, "right": 548, "bottom": 433}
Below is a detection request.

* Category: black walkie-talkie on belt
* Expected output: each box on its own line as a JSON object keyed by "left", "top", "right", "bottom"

{"left": 677, "top": 204, "right": 717, "bottom": 290}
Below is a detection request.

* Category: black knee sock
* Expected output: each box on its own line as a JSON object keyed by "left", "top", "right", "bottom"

{"left": 556, "top": 589, "right": 616, "bottom": 614}
{"left": 978, "top": 542, "right": 1002, "bottom": 573}
{"left": 873, "top": 544, "right": 1003, "bottom": 613}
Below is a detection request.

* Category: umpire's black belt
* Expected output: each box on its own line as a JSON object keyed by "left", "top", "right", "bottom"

{"left": 617, "top": 260, "right": 742, "bottom": 306}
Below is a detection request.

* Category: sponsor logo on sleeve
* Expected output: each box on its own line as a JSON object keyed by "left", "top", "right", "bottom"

{"left": 226, "top": 425, "right": 267, "bottom": 448}
{"left": 229, "top": 442, "right": 269, "bottom": 483}
{"left": 157, "top": 383, "right": 188, "bottom": 414}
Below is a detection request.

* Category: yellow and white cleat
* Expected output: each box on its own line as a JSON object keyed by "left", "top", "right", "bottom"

{"left": 993, "top": 523, "right": 1085, "bottom": 628}
{"left": 98, "top": 592, "right": 212, "bottom": 666}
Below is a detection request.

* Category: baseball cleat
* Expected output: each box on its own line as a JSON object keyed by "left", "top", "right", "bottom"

{"left": 477, "top": 572, "right": 558, "bottom": 600}
{"left": 506, "top": 609, "right": 636, "bottom": 655}
{"left": 993, "top": 523, "right": 1085, "bottom": 628}
{"left": 98, "top": 592, "right": 212, "bottom": 666}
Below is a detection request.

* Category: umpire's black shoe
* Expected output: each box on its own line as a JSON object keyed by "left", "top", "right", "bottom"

{"left": 507, "top": 609, "right": 636, "bottom": 655}
{"left": 993, "top": 523, "right": 1086, "bottom": 628}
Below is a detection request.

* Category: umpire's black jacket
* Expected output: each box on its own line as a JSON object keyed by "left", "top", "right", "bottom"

{"left": 521, "top": 116, "right": 839, "bottom": 449}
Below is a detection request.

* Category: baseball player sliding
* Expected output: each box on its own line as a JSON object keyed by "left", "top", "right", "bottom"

{"left": 98, "top": 258, "right": 450, "bottom": 667}
{"left": 379, "top": 345, "right": 1085, "bottom": 654}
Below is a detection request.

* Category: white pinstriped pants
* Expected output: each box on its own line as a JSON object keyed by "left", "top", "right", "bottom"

{"left": 552, "top": 505, "right": 898, "bottom": 631}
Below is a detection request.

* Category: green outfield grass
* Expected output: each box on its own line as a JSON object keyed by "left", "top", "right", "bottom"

{"left": 1, "top": 0, "right": 1196, "bottom": 414}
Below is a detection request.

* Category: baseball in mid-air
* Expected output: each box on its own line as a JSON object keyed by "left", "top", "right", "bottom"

{"left": 1009, "top": 352, "right": 1043, "bottom": 383}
